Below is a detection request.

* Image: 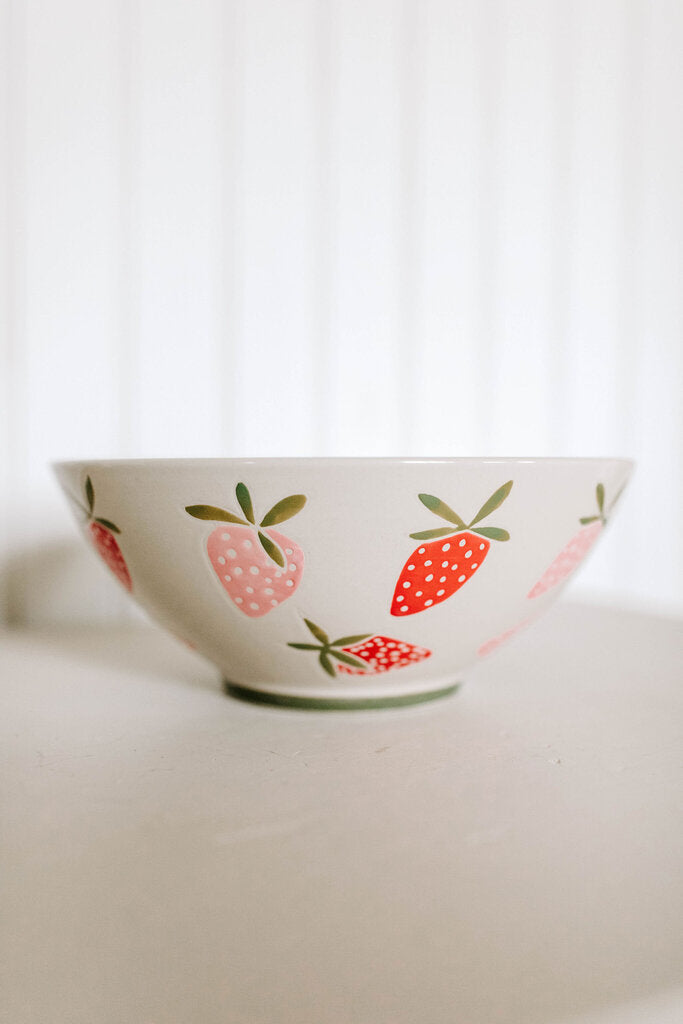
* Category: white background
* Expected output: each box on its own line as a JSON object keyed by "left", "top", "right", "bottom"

{"left": 1, "top": 0, "right": 682, "bottom": 625}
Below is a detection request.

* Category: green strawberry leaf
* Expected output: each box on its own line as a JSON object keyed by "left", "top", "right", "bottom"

{"left": 596, "top": 483, "right": 605, "bottom": 514}
{"left": 185, "top": 505, "right": 248, "bottom": 525}
{"left": 579, "top": 515, "right": 601, "bottom": 525}
{"left": 258, "top": 531, "right": 285, "bottom": 567}
{"left": 473, "top": 526, "right": 510, "bottom": 541}
{"left": 260, "top": 494, "right": 306, "bottom": 527}
{"left": 330, "top": 634, "right": 372, "bottom": 646}
{"left": 418, "top": 494, "right": 466, "bottom": 528}
{"left": 235, "top": 482, "right": 255, "bottom": 524}
{"left": 469, "top": 480, "right": 513, "bottom": 527}
{"left": 94, "top": 517, "right": 120, "bottom": 533}
{"left": 85, "top": 476, "right": 95, "bottom": 514}
{"left": 287, "top": 642, "right": 322, "bottom": 651}
{"left": 331, "top": 650, "right": 368, "bottom": 670}
{"left": 319, "top": 651, "right": 336, "bottom": 677}
{"left": 305, "top": 619, "right": 330, "bottom": 645}
{"left": 409, "top": 527, "right": 458, "bottom": 541}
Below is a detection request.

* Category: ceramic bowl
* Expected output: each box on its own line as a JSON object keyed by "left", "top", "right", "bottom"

{"left": 54, "top": 457, "right": 633, "bottom": 708}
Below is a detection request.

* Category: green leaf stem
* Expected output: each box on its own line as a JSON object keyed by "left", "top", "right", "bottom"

{"left": 235, "top": 483, "right": 255, "bottom": 524}
{"left": 85, "top": 476, "right": 95, "bottom": 514}
{"left": 418, "top": 494, "right": 466, "bottom": 529}
{"left": 260, "top": 494, "right": 307, "bottom": 527}
{"left": 409, "top": 527, "right": 459, "bottom": 541}
{"left": 469, "top": 480, "right": 513, "bottom": 527}
{"left": 258, "top": 530, "right": 285, "bottom": 567}
{"left": 305, "top": 619, "right": 330, "bottom": 645}
{"left": 185, "top": 505, "right": 248, "bottom": 525}
{"left": 472, "top": 526, "right": 510, "bottom": 541}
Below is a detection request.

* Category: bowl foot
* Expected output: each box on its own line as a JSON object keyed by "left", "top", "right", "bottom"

{"left": 223, "top": 681, "right": 461, "bottom": 710}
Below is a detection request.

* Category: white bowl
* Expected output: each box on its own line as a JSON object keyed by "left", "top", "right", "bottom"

{"left": 54, "top": 457, "right": 633, "bottom": 708}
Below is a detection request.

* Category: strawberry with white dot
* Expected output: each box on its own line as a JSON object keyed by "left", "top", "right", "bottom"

{"left": 288, "top": 618, "right": 431, "bottom": 678}
{"left": 391, "top": 481, "right": 513, "bottom": 616}
{"left": 186, "top": 483, "right": 306, "bottom": 618}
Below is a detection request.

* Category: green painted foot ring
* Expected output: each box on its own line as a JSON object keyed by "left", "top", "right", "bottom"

{"left": 223, "top": 681, "right": 461, "bottom": 710}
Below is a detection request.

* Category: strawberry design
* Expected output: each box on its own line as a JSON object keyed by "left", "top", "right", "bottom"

{"left": 477, "top": 617, "right": 532, "bottom": 658}
{"left": 527, "top": 483, "right": 623, "bottom": 599}
{"left": 186, "top": 483, "right": 306, "bottom": 618}
{"left": 73, "top": 476, "right": 132, "bottom": 591}
{"left": 391, "top": 481, "right": 513, "bottom": 616}
{"left": 288, "top": 618, "right": 431, "bottom": 678}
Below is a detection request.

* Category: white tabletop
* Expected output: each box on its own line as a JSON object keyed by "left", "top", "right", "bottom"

{"left": 2, "top": 600, "right": 682, "bottom": 1024}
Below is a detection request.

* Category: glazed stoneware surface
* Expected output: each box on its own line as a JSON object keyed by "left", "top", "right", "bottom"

{"left": 54, "top": 458, "right": 633, "bottom": 707}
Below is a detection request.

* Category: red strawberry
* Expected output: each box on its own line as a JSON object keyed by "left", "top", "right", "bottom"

{"left": 186, "top": 483, "right": 306, "bottom": 618}
{"left": 76, "top": 476, "right": 132, "bottom": 591}
{"left": 527, "top": 482, "right": 622, "bottom": 599}
{"left": 288, "top": 619, "right": 431, "bottom": 677}
{"left": 391, "top": 481, "right": 513, "bottom": 616}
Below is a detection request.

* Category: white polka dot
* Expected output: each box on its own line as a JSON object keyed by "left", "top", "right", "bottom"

{"left": 286, "top": 580, "right": 294, "bottom": 587}
{"left": 222, "top": 533, "right": 231, "bottom": 541}
{"left": 458, "top": 574, "right": 466, "bottom": 583}
{"left": 246, "top": 586, "right": 254, "bottom": 594}
{"left": 396, "top": 595, "right": 404, "bottom": 603}
{"left": 403, "top": 581, "right": 411, "bottom": 589}
{"left": 224, "top": 574, "right": 232, "bottom": 582}
{"left": 440, "top": 576, "right": 447, "bottom": 583}
{"left": 459, "top": 538, "right": 466, "bottom": 547}
{"left": 271, "top": 599, "right": 278, "bottom": 606}
{"left": 250, "top": 602, "right": 259, "bottom": 610}
{"left": 471, "top": 563, "right": 478, "bottom": 569}
{"left": 418, "top": 547, "right": 425, "bottom": 554}
{"left": 416, "top": 590, "right": 423, "bottom": 597}
{"left": 424, "top": 599, "right": 433, "bottom": 607}
{"left": 250, "top": 565, "right": 259, "bottom": 575}
{"left": 387, "top": 642, "right": 396, "bottom": 648}
{"left": 442, "top": 542, "right": 451, "bottom": 552}
{"left": 442, "top": 560, "right": 448, "bottom": 568}
{"left": 217, "top": 556, "right": 226, "bottom": 565}
{"left": 265, "top": 577, "right": 272, "bottom": 584}
{"left": 289, "top": 563, "right": 296, "bottom": 572}
{"left": 242, "top": 539, "right": 252, "bottom": 549}
{"left": 235, "top": 597, "right": 243, "bottom": 604}
{"left": 285, "top": 548, "right": 293, "bottom": 555}
{"left": 437, "top": 589, "right": 445, "bottom": 596}
{"left": 407, "top": 564, "right": 415, "bottom": 571}
{"left": 424, "top": 559, "right": 432, "bottom": 566}
{"left": 451, "top": 564, "right": 458, "bottom": 571}
{"left": 465, "top": 550, "right": 472, "bottom": 558}
{"left": 425, "top": 573, "right": 434, "bottom": 581}
{"left": 480, "top": 543, "right": 486, "bottom": 550}
{"left": 227, "top": 548, "right": 237, "bottom": 559}
{"left": 264, "top": 587, "right": 274, "bottom": 595}
{"left": 275, "top": 571, "right": 282, "bottom": 578}
{"left": 233, "top": 566, "right": 243, "bottom": 576}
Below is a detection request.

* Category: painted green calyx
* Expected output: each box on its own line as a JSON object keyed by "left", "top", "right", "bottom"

{"left": 288, "top": 618, "right": 371, "bottom": 678}
{"left": 72, "top": 475, "right": 122, "bottom": 532}
{"left": 410, "top": 480, "right": 513, "bottom": 542}
{"left": 185, "top": 483, "right": 307, "bottom": 568}
{"left": 579, "top": 481, "right": 623, "bottom": 527}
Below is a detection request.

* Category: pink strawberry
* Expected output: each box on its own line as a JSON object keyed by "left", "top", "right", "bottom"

{"left": 76, "top": 476, "right": 132, "bottom": 591}
{"left": 186, "top": 483, "right": 306, "bottom": 618}
{"left": 527, "top": 482, "right": 622, "bottom": 599}
{"left": 288, "top": 618, "right": 431, "bottom": 677}
{"left": 477, "top": 617, "right": 532, "bottom": 658}
{"left": 391, "top": 481, "right": 513, "bottom": 616}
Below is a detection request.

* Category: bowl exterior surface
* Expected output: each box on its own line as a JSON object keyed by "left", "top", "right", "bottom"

{"left": 54, "top": 458, "right": 632, "bottom": 703}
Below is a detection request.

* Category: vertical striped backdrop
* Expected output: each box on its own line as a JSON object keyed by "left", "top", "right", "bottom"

{"left": 1, "top": 0, "right": 682, "bottom": 624}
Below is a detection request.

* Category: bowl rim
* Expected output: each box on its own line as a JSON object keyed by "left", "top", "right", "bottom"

{"left": 53, "top": 456, "right": 635, "bottom": 470}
